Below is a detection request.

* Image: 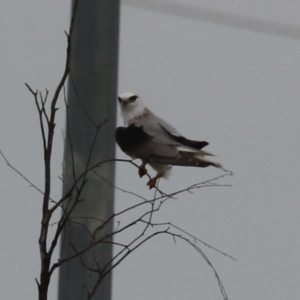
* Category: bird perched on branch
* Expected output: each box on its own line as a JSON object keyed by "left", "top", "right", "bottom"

{"left": 115, "top": 93, "right": 222, "bottom": 188}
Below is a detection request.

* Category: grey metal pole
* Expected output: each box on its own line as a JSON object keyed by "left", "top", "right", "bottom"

{"left": 58, "top": 1, "right": 120, "bottom": 299}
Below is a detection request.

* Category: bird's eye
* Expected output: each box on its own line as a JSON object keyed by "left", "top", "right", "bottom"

{"left": 129, "top": 95, "right": 138, "bottom": 102}
{"left": 118, "top": 97, "right": 122, "bottom": 103}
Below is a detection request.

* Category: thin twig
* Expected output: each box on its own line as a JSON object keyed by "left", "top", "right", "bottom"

{"left": 0, "top": 150, "right": 56, "bottom": 202}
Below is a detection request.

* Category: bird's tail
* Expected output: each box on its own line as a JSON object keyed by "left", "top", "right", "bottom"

{"left": 193, "top": 152, "right": 223, "bottom": 168}
{"left": 152, "top": 151, "right": 222, "bottom": 169}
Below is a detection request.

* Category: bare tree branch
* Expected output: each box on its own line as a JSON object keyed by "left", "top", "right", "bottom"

{"left": 0, "top": 150, "right": 54, "bottom": 201}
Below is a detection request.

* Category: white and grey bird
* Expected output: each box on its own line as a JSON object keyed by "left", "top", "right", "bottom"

{"left": 115, "top": 92, "right": 222, "bottom": 188}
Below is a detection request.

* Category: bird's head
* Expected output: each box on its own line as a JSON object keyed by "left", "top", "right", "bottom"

{"left": 118, "top": 92, "right": 145, "bottom": 124}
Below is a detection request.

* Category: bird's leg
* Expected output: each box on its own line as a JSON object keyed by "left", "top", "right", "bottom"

{"left": 138, "top": 161, "right": 148, "bottom": 178}
{"left": 147, "top": 174, "right": 162, "bottom": 189}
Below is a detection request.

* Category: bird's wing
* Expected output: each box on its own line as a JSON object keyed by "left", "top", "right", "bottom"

{"left": 159, "top": 125, "right": 210, "bottom": 152}
{"left": 115, "top": 125, "right": 222, "bottom": 169}
{"left": 130, "top": 109, "right": 212, "bottom": 154}
{"left": 115, "top": 125, "right": 178, "bottom": 159}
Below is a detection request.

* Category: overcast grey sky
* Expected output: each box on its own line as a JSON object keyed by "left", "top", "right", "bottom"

{"left": 1, "top": 1, "right": 300, "bottom": 299}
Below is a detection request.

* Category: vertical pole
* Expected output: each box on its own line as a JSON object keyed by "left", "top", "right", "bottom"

{"left": 58, "top": 1, "right": 120, "bottom": 299}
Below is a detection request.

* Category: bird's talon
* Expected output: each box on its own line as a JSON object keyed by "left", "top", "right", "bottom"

{"left": 138, "top": 164, "right": 147, "bottom": 178}
{"left": 147, "top": 178, "right": 157, "bottom": 189}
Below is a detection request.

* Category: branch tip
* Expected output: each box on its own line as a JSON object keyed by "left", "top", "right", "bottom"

{"left": 25, "top": 82, "right": 38, "bottom": 95}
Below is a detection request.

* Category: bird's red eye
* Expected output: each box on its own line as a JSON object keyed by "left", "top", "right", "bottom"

{"left": 129, "top": 95, "right": 138, "bottom": 102}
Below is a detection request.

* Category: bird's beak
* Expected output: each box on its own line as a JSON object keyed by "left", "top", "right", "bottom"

{"left": 121, "top": 100, "right": 129, "bottom": 107}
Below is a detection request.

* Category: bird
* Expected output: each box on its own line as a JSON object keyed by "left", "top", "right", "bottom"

{"left": 115, "top": 92, "right": 222, "bottom": 188}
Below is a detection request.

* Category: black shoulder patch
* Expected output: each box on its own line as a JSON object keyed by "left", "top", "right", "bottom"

{"left": 115, "top": 124, "right": 151, "bottom": 152}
